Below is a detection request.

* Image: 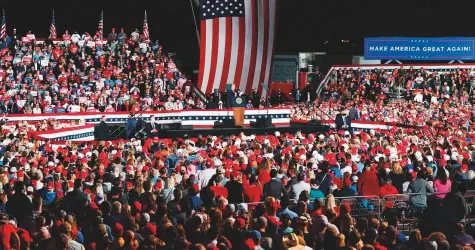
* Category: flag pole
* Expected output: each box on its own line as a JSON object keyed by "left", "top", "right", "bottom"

{"left": 189, "top": 0, "right": 200, "bottom": 48}
{"left": 101, "top": 10, "right": 104, "bottom": 39}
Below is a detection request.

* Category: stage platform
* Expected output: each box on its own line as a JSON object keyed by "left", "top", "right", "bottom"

{"left": 155, "top": 124, "right": 330, "bottom": 139}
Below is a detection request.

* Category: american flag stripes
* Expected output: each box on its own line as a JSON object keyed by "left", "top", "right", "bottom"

{"left": 0, "top": 10, "right": 5, "bottom": 39}
{"left": 197, "top": 0, "right": 277, "bottom": 96}
{"left": 143, "top": 10, "right": 150, "bottom": 41}
{"left": 49, "top": 10, "right": 57, "bottom": 39}
{"left": 98, "top": 10, "right": 104, "bottom": 39}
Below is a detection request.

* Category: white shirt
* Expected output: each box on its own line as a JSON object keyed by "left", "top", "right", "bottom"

{"left": 71, "top": 34, "right": 81, "bottom": 43}
{"left": 198, "top": 168, "right": 217, "bottom": 189}
{"left": 414, "top": 93, "right": 423, "bottom": 103}
{"left": 340, "top": 165, "right": 352, "bottom": 176}
{"left": 415, "top": 76, "right": 424, "bottom": 83}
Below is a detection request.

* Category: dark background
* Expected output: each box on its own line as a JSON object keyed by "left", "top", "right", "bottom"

{"left": 2, "top": 0, "right": 474, "bottom": 70}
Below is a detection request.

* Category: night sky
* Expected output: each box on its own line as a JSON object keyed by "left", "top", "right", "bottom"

{"left": 3, "top": 0, "right": 475, "bottom": 69}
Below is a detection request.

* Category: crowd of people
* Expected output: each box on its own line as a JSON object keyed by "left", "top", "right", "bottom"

{"left": 2, "top": 122, "right": 475, "bottom": 249}
{"left": 0, "top": 28, "right": 205, "bottom": 115}
{"left": 3, "top": 27, "right": 475, "bottom": 249}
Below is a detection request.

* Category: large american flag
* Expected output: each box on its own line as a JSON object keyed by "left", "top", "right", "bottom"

{"left": 49, "top": 10, "right": 57, "bottom": 39}
{"left": 0, "top": 10, "right": 5, "bottom": 39}
{"left": 198, "top": 0, "right": 277, "bottom": 96}
{"left": 98, "top": 10, "right": 104, "bottom": 39}
{"left": 143, "top": 10, "right": 149, "bottom": 41}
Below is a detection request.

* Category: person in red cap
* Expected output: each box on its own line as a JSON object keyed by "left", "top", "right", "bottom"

{"left": 333, "top": 176, "right": 356, "bottom": 197}
{"left": 357, "top": 165, "right": 379, "bottom": 197}
{"left": 244, "top": 175, "right": 262, "bottom": 203}
{"left": 0, "top": 213, "right": 20, "bottom": 250}
{"left": 209, "top": 175, "right": 228, "bottom": 199}
{"left": 378, "top": 176, "right": 399, "bottom": 199}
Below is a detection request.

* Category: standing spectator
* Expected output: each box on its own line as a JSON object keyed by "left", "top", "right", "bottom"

{"left": 108, "top": 28, "right": 117, "bottom": 42}
{"left": 0, "top": 213, "right": 21, "bottom": 250}
{"left": 263, "top": 169, "right": 288, "bottom": 200}
{"left": 131, "top": 29, "right": 140, "bottom": 41}
{"left": 63, "top": 30, "right": 71, "bottom": 46}
{"left": 62, "top": 180, "right": 89, "bottom": 222}
{"left": 378, "top": 176, "right": 399, "bottom": 198}
{"left": 335, "top": 109, "right": 350, "bottom": 132}
{"left": 225, "top": 172, "right": 244, "bottom": 204}
{"left": 95, "top": 115, "right": 110, "bottom": 141}
{"left": 6, "top": 182, "right": 33, "bottom": 227}
{"left": 118, "top": 28, "right": 127, "bottom": 45}
{"left": 433, "top": 168, "right": 451, "bottom": 199}
{"left": 408, "top": 171, "right": 434, "bottom": 210}
{"left": 333, "top": 177, "right": 356, "bottom": 197}
{"left": 388, "top": 163, "right": 405, "bottom": 194}
{"left": 243, "top": 175, "right": 261, "bottom": 203}
{"left": 443, "top": 182, "right": 467, "bottom": 225}
{"left": 357, "top": 166, "right": 379, "bottom": 197}
{"left": 290, "top": 173, "right": 311, "bottom": 200}
{"left": 126, "top": 113, "right": 137, "bottom": 139}
{"left": 197, "top": 164, "right": 216, "bottom": 190}
{"left": 348, "top": 103, "right": 359, "bottom": 121}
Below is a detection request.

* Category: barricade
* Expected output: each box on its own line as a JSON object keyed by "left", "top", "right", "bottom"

{"left": 464, "top": 190, "right": 475, "bottom": 213}
{"left": 383, "top": 194, "right": 411, "bottom": 211}
{"left": 240, "top": 190, "right": 475, "bottom": 224}
{"left": 334, "top": 195, "right": 382, "bottom": 220}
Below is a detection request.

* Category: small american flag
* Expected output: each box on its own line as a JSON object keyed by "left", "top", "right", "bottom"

{"left": 143, "top": 10, "right": 149, "bottom": 41}
{"left": 98, "top": 10, "right": 104, "bottom": 39}
{"left": 49, "top": 10, "right": 57, "bottom": 39}
{"left": 197, "top": 0, "right": 277, "bottom": 97}
{"left": 1, "top": 10, "right": 6, "bottom": 39}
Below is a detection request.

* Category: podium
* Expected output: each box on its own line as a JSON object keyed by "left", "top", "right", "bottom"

{"left": 230, "top": 95, "right": 247, "bottom": 127}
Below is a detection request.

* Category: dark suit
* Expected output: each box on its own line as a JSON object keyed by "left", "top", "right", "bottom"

{"left": 263, "top": 179, "right": 288, "bottom": 200}
{"left": 349, "top": 107, "right": 359, "bottom": 121}
{"left": 6, "top": 193, "right": 34, "bottom": 226}
{"left": 335, "top": 113, "right": 345, "bottom": 131}
{"left": 335, "top": 114, "right": 351, "bottom": 133}
{"left": 126, "top": 118, "right": 137, "bottom": 139}
{"left": 145, "top": 121, "right": 160, "bottom": 136}
{"left": 0, "top": 103, "right": 8, "bottom": 113}
{"left": 95, "top": 121, "right": 110, "bottom": 140}
{"left": 62, "top": 189, "right": 88, "bottom": 222}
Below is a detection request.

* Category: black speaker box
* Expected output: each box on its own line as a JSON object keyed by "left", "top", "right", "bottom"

{"left": 258, "top": 117, "right": 272, "bottom": 127}
{"left": 213, "top": 118, "right": 236, "bottom": 128}
{"left": 307, "top": 120, "right": 322, "bottom": 126}
{"left": 251, "top": 118, "right": 272, "bottom": 128}
{"left": 180, "top": 125, "right": 193, "bottom": 130}
{"left": 162, "top": 123, "right": 181, "bottom": 130}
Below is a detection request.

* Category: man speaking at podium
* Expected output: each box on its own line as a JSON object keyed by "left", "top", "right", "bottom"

{"left": 145, "top": 115, "right": 160, "bottom": 137}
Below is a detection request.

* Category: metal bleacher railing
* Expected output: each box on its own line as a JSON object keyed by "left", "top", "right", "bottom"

{"left": 287, "top": 190, "right": 475, "bottom": 222}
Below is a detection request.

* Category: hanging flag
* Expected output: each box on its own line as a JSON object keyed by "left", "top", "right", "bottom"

{"left": 197, "top": 0, "right": 277, "bottom": 96}
{"left": 98, "top": 10, "right": 104, "bottom": 39}
{"left": 49, "top": 10, "right": 57, "bottom": 39}
{"left": 1, "top": 10, "right": 5, "bottom": 39}
{"left": 143, "top": 10, "right": 149, "bottom": 41}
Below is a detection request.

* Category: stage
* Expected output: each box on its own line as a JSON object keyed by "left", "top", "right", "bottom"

{"left": 155, "top": 124, "right": 331, "bottom": 139}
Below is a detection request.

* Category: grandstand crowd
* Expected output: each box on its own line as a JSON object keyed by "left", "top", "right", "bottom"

{"left": 1, "top": 28, "right": 475, "bottom": 250}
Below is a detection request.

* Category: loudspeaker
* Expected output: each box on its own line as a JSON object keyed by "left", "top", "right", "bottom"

{"left": 180, "top": 125, "right": 193, "bottom": 130}
{"left": 162, "top": 123, "right": 181, "bottom": 130}
{"left": 251, "top": 118, "right": 272, "bottom": 128}
{"left": 213, "top": 118, "right": 236, "bottom": 128}
{"left": 258, "top": 118, "right": 272, "bottom": 127}
{"left": 222, "top": 119, "right": 236, "bottom": 128}
{"left": 307, "top": 119, "right": 322, "bottom": 126}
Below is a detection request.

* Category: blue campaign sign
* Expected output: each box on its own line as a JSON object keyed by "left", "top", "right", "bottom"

{"left": 364, "top": 37, "right": 475, "bottom": 60}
